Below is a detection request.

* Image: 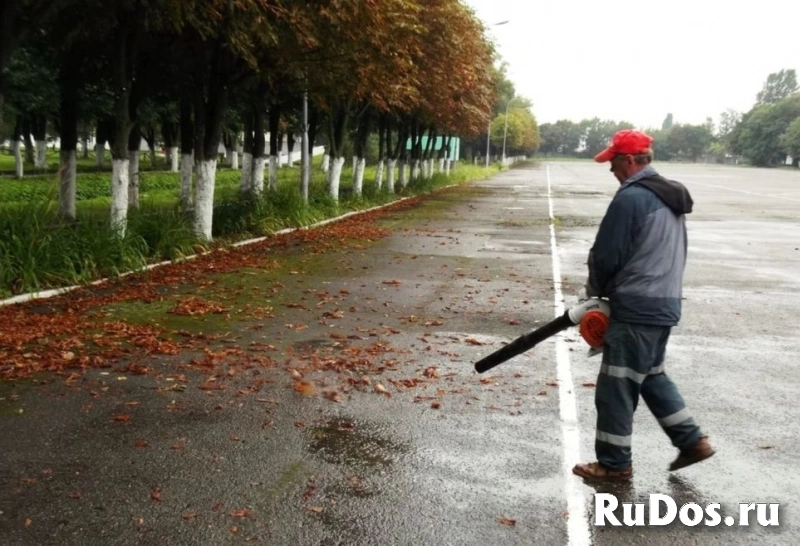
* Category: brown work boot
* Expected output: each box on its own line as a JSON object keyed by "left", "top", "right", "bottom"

{"left": 669, "top": 435, "right": 715, "bottom": 471}
{"left": 572, "top": 462, "right": 633, "bottom": 482}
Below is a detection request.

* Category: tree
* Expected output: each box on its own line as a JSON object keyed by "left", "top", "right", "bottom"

{"left": 756, "top": 69, "right": 798, "bottom": 106}
{"left": 581, "top": 118, "right": 634, "bottom": 158}
{"left": 780, "top": 117, "right": 800, "bottom": 166}
{"left": 661, "top": 113, "right": 673, "bottom": 130}
{"left": 716, "top": 108, "right": 741, "bottom": 154}
{"left": 666, "top": 124, "right": 713, "bottom": 162}
{"left": 733, "top": 94, "right": 800, "bottom": 166}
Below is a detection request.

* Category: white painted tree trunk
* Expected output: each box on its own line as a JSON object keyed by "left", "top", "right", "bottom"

{"left": 168, "top": 147, "right": 179, "bottom": 172}
{"left": 111, "top": 159, "right": 130, "bottom": 235}
{"left": 399, "top": 159, "right": 408, "bottom": 188}
{"left": 180, "top": 153, "right": 193, "bottom": 208}
{"left": 268, "top": 156, "right": 278, "bottom": 190}
{"left": 375, "top": 159, "right": 385, "bottom": 191}
{"left": 410, "top": 160, "right": 419, "bottom": 181}
{"left": 240, "top": 152, "right": 253, "bottom": 193}
{"left": 252, "top": 157, "right": 266, "bottom": 194}
{"left": 387, "top": 159, "right": 396, "bottom": 194}
{"left": 352, "top": 155, "right": 357, "bottom": 172}
{"left": 329, "top": 157, "right": 344, "bottom": 201}
{"left": 59, "top": 150, "right": 77, "bottom": 220}
{"left": 96, "top": 144, "right": 105, "bottom": 167}
{"left": 224, "top": 146, "right": 233, "bottom": 167}
{"left": 11, "top": 141, "right": 23, "bottom": 179}
{"left": 321, "top": 154, "right": 330, "bottom": 173}
{"left": 353, "top": 157, "right": 365, "bottom": 196}
{"left": 35, "top": 141, "right": 47, "bottom": 168}
{"left": 428, "top": 159, "right": 435, "bottom": 178}
{"left": 438, "top": 158, "right": 445, "bottom": 174}
{"left": 445, "top": 159, "right": 451, "bottom": 176}
{"left": 288, "top": 151, "right": 295, "bottom": 166}
{"left": 231, "top": 149, "right": 239, "bottom": 170}
{"left": 194, "top": 159, "right": 217, "bottom": 241}
{"left": 128, "top": 151, "right": 140, "bottom": 209}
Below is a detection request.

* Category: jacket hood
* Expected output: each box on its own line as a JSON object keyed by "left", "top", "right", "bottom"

{"left": 633, "top": 175, "right": 694, "bottom": 215}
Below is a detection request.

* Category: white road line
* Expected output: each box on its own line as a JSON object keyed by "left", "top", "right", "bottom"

{"left": 689, "top": 180, "right": 800, "bottom": 203}
{"left": 547, "top": 164, "right": 591, "bottom": 546}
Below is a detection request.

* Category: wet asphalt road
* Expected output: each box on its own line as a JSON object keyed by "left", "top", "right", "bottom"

{"left": 1, "top": 161, "right": 799, "bottom": 545}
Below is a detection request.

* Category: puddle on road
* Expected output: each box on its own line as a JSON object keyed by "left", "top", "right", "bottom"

{"left": 308, "top": 417, "right": 407, "bottom": 469}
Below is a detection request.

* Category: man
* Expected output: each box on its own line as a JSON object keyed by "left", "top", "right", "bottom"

{"left": 572, "top": 129, "right": 715, "bottom": 481}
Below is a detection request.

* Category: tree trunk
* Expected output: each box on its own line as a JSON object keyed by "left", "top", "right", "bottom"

{"left": 286, "top": 132, "right": 296, "bottom": 166}
{"left": 194, "top": 159, "right": 216, "bottom": 240}
{"left": 354, "top": 157, "right": 365, "bottom": 196}
{"left": 58, "top": 72, "right": 79, "bottom": 220}
{"left": 192, "top": 50, "right": 230, "bottom": 241}
{"left": 252, "top": 106, "right": 265, "bottom": 193}
{"left": 128, "top": 124, "right": 141, "bottom": 209}
{"left": 32, "top": 115, "right": 47, "bottom": 168}
{"left": 111, "top": 159, "right": 130, "bottom": 233}
{"left": 326, "top": 105, "right": 349, "bottom": 200}
{"left": 240, "top": 111, "right": 254, "bottom": 192}
{"left": 375, "top": 160, "right": 384, "bottom": 191}
{"left": 12, "top": 116, "right": 23, "bottom": 179}
{"left": 321, "top": 154, "right": 330, "bottom": 172}
{"left": 386, "top": 159, "right": 396, "bottom": 194}
{"left": 179, "top": 97, "right": 194, "bottom": 208}
{"left": 95, "top": 120, "right": 107, "bottom": 168}
{"left": 110, "top": 28, "right": 137, "bottom": 234}
{"left": 268, "top": 106, "right": 280, "bottom": 190}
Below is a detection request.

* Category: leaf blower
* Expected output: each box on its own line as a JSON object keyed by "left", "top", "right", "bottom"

{"left": 474, "top": 298, "right": 610, "bottom": 374}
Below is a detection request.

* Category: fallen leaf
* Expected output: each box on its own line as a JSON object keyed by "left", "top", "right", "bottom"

{"left": 134, "top": 440, "right": 149, "bottom": 448}
{"left": 431, "top": 402, "right": 441, "bottom": 409}
{"left": 465, "top": 338, "right": 486, "bottom": 346}
{"left": 759, "top": 445, "right": 774, "bottom": 450}
{"left": 114, "top": 414, "right": 131, "bottom": 423}
{"left": 546, "top": 381, "right": 559, "bottom": 387}
{"left": 182, "top": 513, "right": 198, "bottom": 520}
{"left": 229, "top": 526, "right": 238, "bottom": 534}
{"left": 229, "top": 509, "right": 251, "bottom": 518}
{"left": 324, "top": 391, "right": 342, "bottom": 403}
{"left": 373, "top": 383, "right": 390, "bottom": 396}
{"left": 289, "top": 369, "right": 303, "bottom": 379}
{"left": 306, "top": 506, "right": 324, "bottom": 513}
{"left": 582, "top": 382, "right": 596, "bottom": 388}
{"left": 151, "top": 488, "right": 162, "bottom": 501}
{"left": 294, "top": 381, "right": 317, "bottom": 396}
{"left": 68, "top": 492, "right": 81, "bottom": 499}
{"left": 382, "top": 280, "right": 402, "bottom": 286}
{"left": 423, "top": 367, "right": 439, "bottom": 379}
{"left": 24, "top": 518, "right": 32, "bottom": 527}
{"left": 499, "top": 517, "right": 516, "bottom": 526}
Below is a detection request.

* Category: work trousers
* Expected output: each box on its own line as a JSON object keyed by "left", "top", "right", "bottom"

{"left": 595, "top": 321, "right": 702, "bottom": 470}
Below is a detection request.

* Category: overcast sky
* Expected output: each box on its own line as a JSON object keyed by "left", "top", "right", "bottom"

{"left": 462, "top": 0, "right": 800, "bottom": 130}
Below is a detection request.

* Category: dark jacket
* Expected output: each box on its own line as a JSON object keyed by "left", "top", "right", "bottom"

{"left": 587, "top": 166, "right": 694, "bottom": 326}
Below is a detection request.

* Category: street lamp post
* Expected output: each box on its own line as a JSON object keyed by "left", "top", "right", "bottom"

{"left": 484, "top": 20, "right": 509, "bottom": 169}
{"left": 501, "top": 96, "right": 518, "bottom": 166}
{"left": 485, "top": 121, "right": 490, "bottom": 168}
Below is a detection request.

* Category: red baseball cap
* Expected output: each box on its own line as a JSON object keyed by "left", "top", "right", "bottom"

{"left": 594, "top": 130, "right": 654, "bottom": 163}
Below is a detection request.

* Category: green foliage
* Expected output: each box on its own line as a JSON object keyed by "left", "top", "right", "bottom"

{"left": 756, "top": 69, "right": 798, "bottom": 106}
{"left": 780, "top": 117, "right": 800, "bottom": 160}
{"left": 732, "top": 94, "right": 800, "bottom": 166}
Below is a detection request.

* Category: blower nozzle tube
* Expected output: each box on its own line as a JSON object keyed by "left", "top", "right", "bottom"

{"left": 474, "top": 311, "right": 573, "bottom": 374}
